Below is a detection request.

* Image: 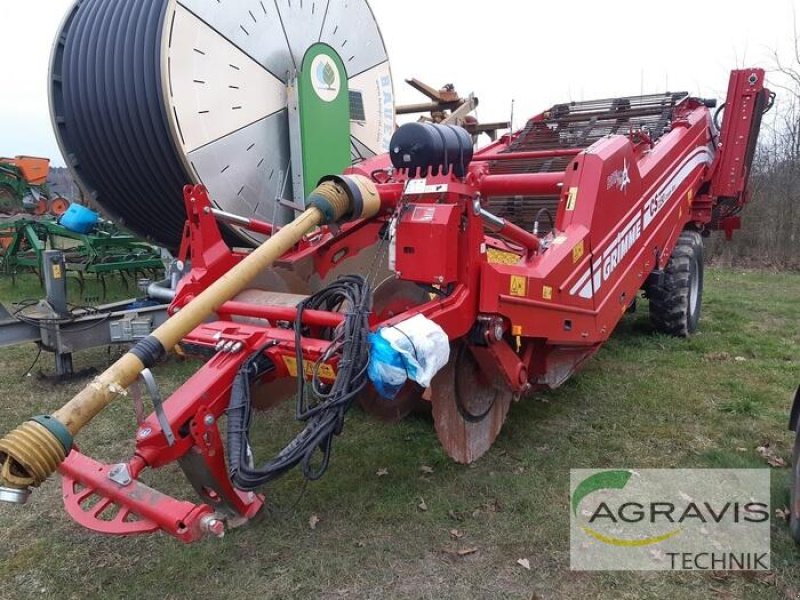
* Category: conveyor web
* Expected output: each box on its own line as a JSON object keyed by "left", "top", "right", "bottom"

{"left": 486, "top": 91, "right": 688, "bottom": 234}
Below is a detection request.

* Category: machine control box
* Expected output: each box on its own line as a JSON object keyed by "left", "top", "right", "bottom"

{"left": 395, "top": 203, "right": 460, "bottom": 284}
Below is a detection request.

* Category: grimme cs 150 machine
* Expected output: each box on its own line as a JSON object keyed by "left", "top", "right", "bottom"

{"left": 0, "top": 0, "right": 773, "bottom": 542}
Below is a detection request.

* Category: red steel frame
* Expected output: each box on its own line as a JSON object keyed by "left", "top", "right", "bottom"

{"left": 57, "top": 69, "right": 770, "bottom": 542}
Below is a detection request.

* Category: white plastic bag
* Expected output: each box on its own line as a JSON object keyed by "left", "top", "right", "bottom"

{"left": 368, "top": 314, "right": 450, "bottom": 400}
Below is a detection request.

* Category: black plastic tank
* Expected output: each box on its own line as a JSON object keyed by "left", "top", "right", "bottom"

{"left": 389, "top": 123, "right": 473, "bottom": 179}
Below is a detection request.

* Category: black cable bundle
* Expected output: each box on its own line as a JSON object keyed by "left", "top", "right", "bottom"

{"left": 226, "top": 275, "right": 373, "bottom": 490}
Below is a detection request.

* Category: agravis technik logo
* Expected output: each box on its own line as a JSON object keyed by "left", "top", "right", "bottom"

{"left": 570, "top": 469, "right": 771, "bottom": 571}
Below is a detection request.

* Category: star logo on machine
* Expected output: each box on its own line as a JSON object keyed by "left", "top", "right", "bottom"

{"left": 619, "top": 159, "right": 631, "bottom": 192}
{"left": 607, "top": 158, "right": 631, "bottom": 193}
{"left": 310, "top": 54, "right": 341, "bottom": 103}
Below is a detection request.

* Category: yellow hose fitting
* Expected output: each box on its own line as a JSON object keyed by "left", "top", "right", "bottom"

{"left": 0, "top": 420, "right": 68, "bottom": 490}
{"left": 311, "top": 175, "right": 380, "bottom": 224}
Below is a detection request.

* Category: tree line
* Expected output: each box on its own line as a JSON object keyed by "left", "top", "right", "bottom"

{"left": 707, "top": 39, "right": 800, "bottom": 270}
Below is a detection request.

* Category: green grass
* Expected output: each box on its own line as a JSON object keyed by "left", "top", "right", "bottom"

{"left": 0, "top": 269, "right": 145, "bottom": 307}
{"left": 0, "top": 268, "right": 798, "bottom": 599}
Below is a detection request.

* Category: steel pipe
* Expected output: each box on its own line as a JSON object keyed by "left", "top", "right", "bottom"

{"left": 209, "top": 208, "right": 274, "bottom": 237}
{"left": 146, "top": 279, "right": 177, "bottom": 303}
{"left": 474, "top": 149, "right": 582, "bottom": 162}
{"left": 217, "top": 301, "right": 345, "bottom": 328}
{"left": 480, "top": 209, "right": 540, "bottom": 253}
{"left": 479, "top": 173, "right": 564, "bottom": 197}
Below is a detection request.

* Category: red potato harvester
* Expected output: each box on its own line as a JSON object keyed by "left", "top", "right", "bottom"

{"left": 0, "top": 69, "right": 772, "bottom": 542}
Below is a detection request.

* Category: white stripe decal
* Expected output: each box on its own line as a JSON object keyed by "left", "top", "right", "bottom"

{"left": 568, "top": 147, "right": 714, "bottom": 299}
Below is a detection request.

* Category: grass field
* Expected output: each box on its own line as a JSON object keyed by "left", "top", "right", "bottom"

{"left": 0, "top": 268, "right": 798, "bottom": 599}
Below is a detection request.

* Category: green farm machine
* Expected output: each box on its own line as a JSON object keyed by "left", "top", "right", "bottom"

{"left": 0, "top": 156, "right": 70, "bottom": 216}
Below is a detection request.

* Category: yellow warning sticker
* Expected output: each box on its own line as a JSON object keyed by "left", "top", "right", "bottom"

{"left": 572, "top": 240, "right": 585, "bottom": 264}
{"left": 510, "top": 275, "right": 527, "bottom": 297}
{"left": 283, "top": 356, "right": 336, "bottom": 379}
{"left": 52, "top": 264, "right": 62, "bottom": 279}
{"left": 542, "top": 286, "right": 553, "bottom": 301}
{"left": 566, "top": 187, "right": 579, "bottom": 211}
{"left": 487, "top": 248, "right": 522, "bottom": 265}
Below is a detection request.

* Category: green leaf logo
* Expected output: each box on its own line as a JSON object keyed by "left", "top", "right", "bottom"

{"left": 322, "top": 62, "right": 336, "bottom": 89}
{"left": 310, "top": 53, "right": 341, "bottom": 102}
{"left": 572, "top": 470, "right": 682, "bottom": 547}
{"left": 572, "top": 470, "right": 632, "bottom": 516}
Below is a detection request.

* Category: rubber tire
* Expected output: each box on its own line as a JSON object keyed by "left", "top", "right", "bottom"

{"left": 648, "top": 230, "right": 704, "bottom": 337}
{"left": 790, "top": 386, "right": 800, "bottom": 544}
{"left": 791, "top": 424, "right": 800, "bottom": 544}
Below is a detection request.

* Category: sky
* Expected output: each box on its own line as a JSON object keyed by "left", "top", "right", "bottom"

{"left": 0, "top": 0, "right": 798, "bottom": 167}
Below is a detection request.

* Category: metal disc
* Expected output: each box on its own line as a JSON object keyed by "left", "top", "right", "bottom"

{"left": 49, "top": 197, "right": 71, "bottom": 217}
{"left": 162, "top": 0, "right": 395, "bottom": 245}
{"left": 431, "top": 343, "right": 513, "bottom": 464}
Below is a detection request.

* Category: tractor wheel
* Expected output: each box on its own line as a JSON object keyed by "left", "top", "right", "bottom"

{"left": 790, "top": 386, "right": 800, "bottom": 544}
{"left": 648, "top": 230, "right": 704, "bottom": 337}
{"left": 33, "top": 198, "right": 48, "bottom": 216}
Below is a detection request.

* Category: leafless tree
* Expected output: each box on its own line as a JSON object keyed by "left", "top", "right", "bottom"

{"left": 708, "top": 24, "right": 800, "bottom": 269}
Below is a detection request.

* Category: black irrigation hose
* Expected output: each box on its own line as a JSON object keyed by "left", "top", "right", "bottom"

{"left": 51, "top": 0, "right": 191, "bottom": 249}
{"left": 226, "top": 275, "right": 373, "bottom": 490}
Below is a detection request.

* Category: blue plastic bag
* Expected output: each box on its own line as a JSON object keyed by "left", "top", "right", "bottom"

{"left": 367, "top": 315, "right": 450, "bottom": 400}
{"left": 367, "top": 332, "right": 407, "bottom": 399}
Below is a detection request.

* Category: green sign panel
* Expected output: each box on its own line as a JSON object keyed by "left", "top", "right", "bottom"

{"left": 297, "top": 44, "right": 351, "bottom": 197}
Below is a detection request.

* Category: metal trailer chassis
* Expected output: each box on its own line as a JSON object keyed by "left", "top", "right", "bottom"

{"left": 0, "top": 250, "right": 169, "bottom": 377}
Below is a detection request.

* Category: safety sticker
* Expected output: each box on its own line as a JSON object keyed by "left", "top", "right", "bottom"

{"left": 283, "top": 356, "right": 336, "bottom": 379}
{"left": 404, "top": 178, "right": 427, "bottom": 194}
{"left": 572, "top": 240, "right": 585, "bottom": 264}
{"left": 566, "top": 187, "right": 579, "bottom": 211}
{"left": 510, "top": 275, "right": 527, "bottom": 297}
{"left": 412, "top": 206, "right": 436, "bottom": 222}
{"left": 488, "top": 248, "right": 522, "bottom": 265}
{"left": 542, "top": 285, "right": 553, "bottom": 301}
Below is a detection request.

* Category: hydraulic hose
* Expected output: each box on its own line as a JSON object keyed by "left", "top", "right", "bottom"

{"left": 227, "top": 275, "right": 372, "bottom": 489}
